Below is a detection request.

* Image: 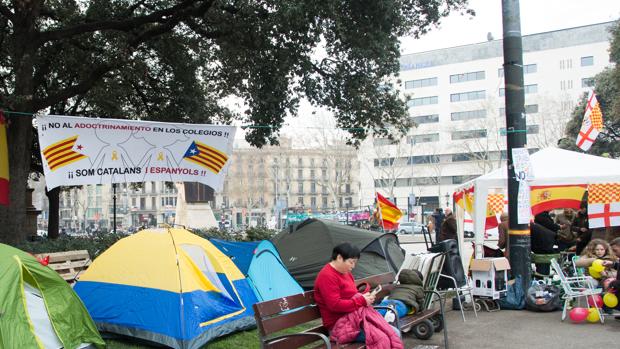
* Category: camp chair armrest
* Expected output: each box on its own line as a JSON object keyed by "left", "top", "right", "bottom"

{"left": 373, "top": 306, "right": 400, "bottom": 326}
{"left": 265, "top": 332, "right": 331, "bottom": 349}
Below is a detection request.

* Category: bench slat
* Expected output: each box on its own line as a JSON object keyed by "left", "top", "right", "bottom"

{"left": 259, "top": 306, "right": 322, "bottom": 336}
{"left": 254, "top": 291, "right": 316, "bottom": 318}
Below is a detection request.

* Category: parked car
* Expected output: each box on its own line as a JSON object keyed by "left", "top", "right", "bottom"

{"left": 398, "top": 222, "right": 423, "bottom": 235}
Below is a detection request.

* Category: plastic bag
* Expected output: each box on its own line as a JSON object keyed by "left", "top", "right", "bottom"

{"left": 498, "top": 276, "right": 526, "bottom": 310}
{"left": 525, "top": 280, "right": 561, "bottom": 312}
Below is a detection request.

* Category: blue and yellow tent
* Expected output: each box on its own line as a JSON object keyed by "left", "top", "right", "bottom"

{"left": 74, "top": 228, "right": 257, "bottom": 349}
{"left": 211, "top": 239, "right": 303, "bottom": 302}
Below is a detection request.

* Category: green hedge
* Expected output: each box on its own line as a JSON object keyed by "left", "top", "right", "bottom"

{"left": 15, "top": 226, "right": 279, "bottom": 258}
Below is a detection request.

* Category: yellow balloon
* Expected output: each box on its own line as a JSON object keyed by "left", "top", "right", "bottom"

{"left": 603, "top": 293, "right": 618, "bottom": 308}
{"left": 591, "top": 260, "right": 605, "bottom": 273}
{"left": 586, "top": 308, "right": 600, "bottom": 323}
{"left": 589, "top": 267, "right": 602, "bottom": 279}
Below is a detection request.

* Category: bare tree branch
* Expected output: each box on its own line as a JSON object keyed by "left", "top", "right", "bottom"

{"left": 0, "top": 4, "right": 14, "bottom": 21}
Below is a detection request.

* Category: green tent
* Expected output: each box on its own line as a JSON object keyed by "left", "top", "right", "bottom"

{"left": 0, "top": 243, "right": 104, "bottom": 349}
{"left": 273, "top": 219, "right": 405, "bottom": 289}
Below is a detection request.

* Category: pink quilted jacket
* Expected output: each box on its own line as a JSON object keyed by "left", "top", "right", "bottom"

{"left": 330, "top": 307, "right": 404, "bottom": 349}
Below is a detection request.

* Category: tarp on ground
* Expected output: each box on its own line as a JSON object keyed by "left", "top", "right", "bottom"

{"left": 272, "top": 219, "right": 405, "bottom": 289}
{"left": 0, "top": 243, "right": 104, "bottom": 349}
{"left": 211, "top": 239, "right": 304, "bottom": 301}
{"left": 74, "top": 228, "right": 257, "bottom": 349}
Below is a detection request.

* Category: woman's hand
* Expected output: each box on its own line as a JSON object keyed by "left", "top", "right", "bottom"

{"left": 363, "top": 292, "right": 376, "bottom": 306}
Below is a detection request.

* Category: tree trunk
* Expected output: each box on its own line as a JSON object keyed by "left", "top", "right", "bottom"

{"left": 0, "top": 1, "right": 40, "bottom": 244}
{"left": 46, "top": 187, "right": 60, "bottom": 239}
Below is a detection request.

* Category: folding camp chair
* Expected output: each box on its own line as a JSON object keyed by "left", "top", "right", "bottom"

{"left": 550, "top": 259, "right": 604, "bottom": 324}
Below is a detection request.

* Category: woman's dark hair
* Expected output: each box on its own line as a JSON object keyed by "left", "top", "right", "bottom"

{"left": 331, "top": 242, "right": 361, "bottom": 261}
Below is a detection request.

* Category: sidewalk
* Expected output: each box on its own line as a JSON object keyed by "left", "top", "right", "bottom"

{"left": 404, "top": 305, "right": 620, "bottom": 349}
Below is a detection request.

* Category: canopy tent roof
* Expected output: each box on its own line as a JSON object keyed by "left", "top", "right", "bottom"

{"left": 455, "top": 147, "right": 620, "bottom": 258}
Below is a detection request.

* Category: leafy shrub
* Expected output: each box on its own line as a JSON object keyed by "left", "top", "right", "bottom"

{"left": 243, "top": 226, "right": 277, "bottom": 241}
{"left": 15, "top": 231, "right": 127, "bottom": 259}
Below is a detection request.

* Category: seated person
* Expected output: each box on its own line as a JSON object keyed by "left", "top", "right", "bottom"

{"left": 576, "top": 239, "right": 617, "bottom": 281}
{"left": 314, "top": 242, "right": 402, "bottom": 346}
{"left": 382, "top": 269, "right": 425, "bottom": 316}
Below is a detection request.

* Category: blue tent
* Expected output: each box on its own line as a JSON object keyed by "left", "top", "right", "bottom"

{"left": 211, "top": 239, "right": 303, "bottom": 302}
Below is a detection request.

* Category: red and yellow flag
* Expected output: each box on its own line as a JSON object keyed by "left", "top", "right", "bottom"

{"left": 42, "top": 136, "right": 87, "bottom": 171}
{"left": 376, "top": 193, "right": 402, "bottom": 230}
{"left": 485, "top": 194, "right": 505, "bottom": 229}
{"left": 530, "top": 184, "right": 587, "bottom": 216}
{"left": 0, "top": 111, "right": 8, "bottom": 206}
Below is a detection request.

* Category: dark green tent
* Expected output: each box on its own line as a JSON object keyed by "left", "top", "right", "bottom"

{"left": 272, "top": 219, "right": 405, "bottom": 289}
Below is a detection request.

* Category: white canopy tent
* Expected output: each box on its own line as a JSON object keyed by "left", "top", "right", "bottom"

{"left": 456, "top": 147, "right": 620, "bottom": 259}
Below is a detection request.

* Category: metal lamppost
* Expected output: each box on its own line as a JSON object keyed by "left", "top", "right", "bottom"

{"left": 445, "top": 193, "right": 450, "bottom": 209}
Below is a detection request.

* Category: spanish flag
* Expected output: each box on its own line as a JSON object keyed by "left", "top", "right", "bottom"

{"left": 530, "top": 184, "right": 587, "bottom": 216}
{"left": 376, "top": 193, "right": 402, "bottom": 230}
{"left": 0, "top": 111, "right": 8, "bottom": 206}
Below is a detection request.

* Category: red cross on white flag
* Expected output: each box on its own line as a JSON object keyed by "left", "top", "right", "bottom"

{"left": 587, "top": 183, "right": 620, "bottom": 228}
{"left": 576, "top": 91, "right": 603, "bottom": 151}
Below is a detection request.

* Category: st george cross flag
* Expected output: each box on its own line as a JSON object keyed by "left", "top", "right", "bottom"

{"left": 587, "top": 183, "right": 620, "bottom": 228}
{"left": 576, "top": 90, "right": 604, "bottom": 151}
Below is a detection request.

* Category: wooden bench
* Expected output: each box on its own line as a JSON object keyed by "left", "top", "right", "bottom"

{"left": 35, "top": 250, "right": 91, "bottom": 282}
{"left": 253, "top": 272, "right": 397, "bottom": 349}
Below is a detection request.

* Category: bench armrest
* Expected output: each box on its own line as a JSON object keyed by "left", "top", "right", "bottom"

{"left": 373, "top": 305, "right": 400, "bottom": 327}
{"left": 264, "top": 331, "right": 331, "bottom": 349}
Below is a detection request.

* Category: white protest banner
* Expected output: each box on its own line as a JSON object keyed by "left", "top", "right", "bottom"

{"left": 37, "top": 115, "right": 236, "bottom": 191}
{"left": 512, "top": 148, "right": 533, "bottom": 224}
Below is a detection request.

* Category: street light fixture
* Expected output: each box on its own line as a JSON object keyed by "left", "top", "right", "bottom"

{"left": 445, "top": 192, "right": 450, "bottom": 208}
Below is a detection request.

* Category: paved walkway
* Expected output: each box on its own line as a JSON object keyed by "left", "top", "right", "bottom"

{"left": 403, "top": 305, "right": 620, "bottom": 349}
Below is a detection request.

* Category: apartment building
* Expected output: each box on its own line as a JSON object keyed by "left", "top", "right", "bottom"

{"left": 361, "top": 22, "right": 615, "bottom": 216}
{"left": 217, "top": 138, "right": 361, "bottom": 229}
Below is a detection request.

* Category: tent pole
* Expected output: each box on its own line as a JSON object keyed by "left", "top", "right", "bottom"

{"left": 502, "top": 0, "right": 531, "bottom": 288}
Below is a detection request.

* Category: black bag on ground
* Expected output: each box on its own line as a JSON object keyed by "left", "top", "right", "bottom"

{"left": 498, "top": 276, "right": 525, "bottom": 310}
{"left": 525, "top": 281, "right": 561, "bottom": 312}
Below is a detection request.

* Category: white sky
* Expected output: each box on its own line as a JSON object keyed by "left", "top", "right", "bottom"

{"left": 238, "top": 0, "right": 620, "bottom": 144}
{"left": 400, "top": 0, "right": 620, "bottom": 54}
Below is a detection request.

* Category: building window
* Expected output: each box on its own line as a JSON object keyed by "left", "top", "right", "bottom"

{"left": 410, "top": 114, "right": 439, "bottom": 124}
{"left": 311, "top": 182, "right": 316, "bottom": 193}
{"left": 581, "top": 56, "right": 594, "bottom": 66}
{"left": 322, "top": 169, "right": 327, "bottom": 178}
{"left": 451, "top": 153, "right": 487, "bottom": 162}
{"left": 373, "top": 138, "right": 398, "bottom": 146}
{"left": 408, "top": 155, "right": 440, "bottom": 165}
{"left": 451, "top": 129, "right": 487, "bottom": 140}
{"left": 450, "top": 71, "right": 485, "bottom": 83}
{"left": 407, "top": 96, "right": 438, "bottom": 107}
{"left": 450, "top": 90, "right": 485, "bottom": 102}
{"left": 297, "top": 182, "right": 304, "bottom": 194}
{"left": 404, "top": 77, "right": 437, "bottom": 89}
{"left": 345, "top": 184, "right": 351, "bottom": 194}
{"left": 452, "top": 175, "right": 478, "bottom": 184}
{"left": 322, "top": 196, "right": 328, "bottom": 208}
{"left": 560, "top": 58, "right": 573, "bottom": 70}
{"left": 525, "top": 84, "right": 538, "bottom": 94}
{"left": 450, "top": 109, "right": 486, "bottom": 121}
{"left": 582, "top": 77, "right": 595, "bottom": 88}
{"left": 298, "top": 197, "right": 304, "bottom": 206}
{"left": 499, "top": 125, "right": 540, "bottom": 135}
{"left": 310, "top": 197, "right": 317, "bottom": 208}
{"left": 408, "top": 133, "right": 439, "bottom": 144}
{"left": 298, "top": 158, "right": 303, "bottom": 166}
{"left": 524, "top": 64, "right": 537, "bottom": 74}
{"left": 297, "top": 169, "right": 303, "bottom": 178}
{"left": 373, "top": 158, "right": 395, "bottom": 167}
{"left": 499, "top": 104, "right": 538, "bottom": 116}
{"left": 310, "top": 169, "right": 315, "bottom": 179}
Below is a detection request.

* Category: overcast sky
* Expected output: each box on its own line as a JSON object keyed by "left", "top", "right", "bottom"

{"left": 240, "top": 0, "right": 620, "bottom": 144}
{"left": 400, "top": 0, "right": 620, "bottom": 54}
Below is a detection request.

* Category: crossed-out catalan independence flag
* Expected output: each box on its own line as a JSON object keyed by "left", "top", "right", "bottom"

{"left": 375, "top": 192, "right": 403, "bottom": 231}
{"left": 183, "top": 141, "right": 228, "bottom": 174}
{"left": 587, "top": 183, "right": 620, "bottom": 229}
{"left": 0, "top": 111, "right": 9, "bottom": 206}
{"left": 42, "top": 136, "right": 88, "bottom": 171}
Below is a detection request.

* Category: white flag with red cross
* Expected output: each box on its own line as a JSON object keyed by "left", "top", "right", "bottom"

{"left": 587, "top": 183, "right": 620, "bottom": 229}
{"left": 576, "top": 90, "right": 604, "bottom": 151}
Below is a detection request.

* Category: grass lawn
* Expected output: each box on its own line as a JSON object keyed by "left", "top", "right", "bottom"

{"left": 104, "top": 321, "right": 319, "bottom": 348}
